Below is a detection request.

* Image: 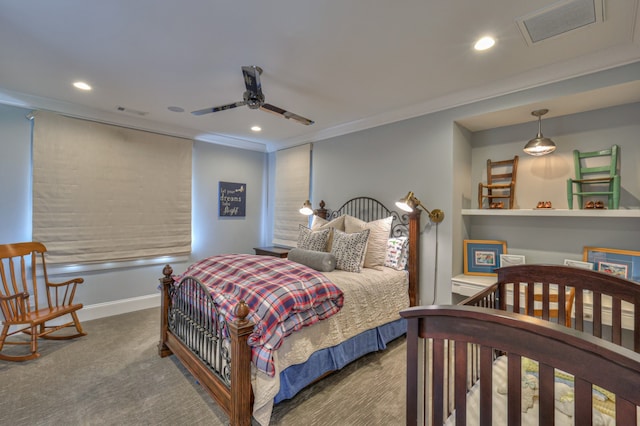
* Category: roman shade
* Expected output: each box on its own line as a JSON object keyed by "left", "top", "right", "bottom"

{"left": 272, "top": 144, "right": 311, "bottom": 247}
{"left": 32, "top": 111, "right": 192, "bottom": 264}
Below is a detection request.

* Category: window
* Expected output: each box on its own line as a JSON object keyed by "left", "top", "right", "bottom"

{"left": 272, "top": 144, "right": 311, "bottom": 247}
{"left": 32, "top": 111, "right": 192, "bottom": 264}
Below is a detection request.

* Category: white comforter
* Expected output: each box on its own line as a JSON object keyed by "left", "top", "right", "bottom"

{"left": 252, "top": 266, "right": 409, "bottom": 425}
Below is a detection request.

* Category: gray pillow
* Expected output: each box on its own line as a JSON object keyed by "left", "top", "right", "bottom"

{"left": 288, "top": 248, "right": 336, "bottom": 272}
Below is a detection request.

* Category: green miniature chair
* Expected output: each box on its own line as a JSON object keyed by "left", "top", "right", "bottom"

{"left": 567, "top": 145, "right": 620, "bottom": 209}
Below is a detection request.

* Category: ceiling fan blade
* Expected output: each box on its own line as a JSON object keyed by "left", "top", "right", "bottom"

{"left": 241, "top": 66, "right": 263, "bottom": 96}
{"left": 260, "top": 103, "right": 315, "bottom": 126}
{"left": 191, "top": 101, "right": 246, "bottom": 116}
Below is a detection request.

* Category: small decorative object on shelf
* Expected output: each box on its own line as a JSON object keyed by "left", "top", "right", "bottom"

{"left": 489, "top": 202, "right": 504, "bottom": 209}
{"left": 584, "top": 200, "right": 606, "bottom": 209}
{"left": 535, "top": 201, "right": 553, "bottom": 209}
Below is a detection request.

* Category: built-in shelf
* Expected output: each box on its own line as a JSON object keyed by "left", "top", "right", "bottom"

{"left": 461, "top": 209, "right": 640, "bottom": 218}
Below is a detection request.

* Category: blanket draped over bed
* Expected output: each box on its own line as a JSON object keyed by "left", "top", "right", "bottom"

{"left": 175, "top": 254, "right": 344, "bottom": 376}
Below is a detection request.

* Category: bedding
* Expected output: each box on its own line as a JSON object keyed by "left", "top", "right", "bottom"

{"left": 287, "top": 248, "right": 336, "bottom": 272}
{"left": 176, "top": 254, "right": 344, "bottom": 376}
{"left": 444, "top": 356, "right": 618, "bottom": 426}
{"left": 252, "top": 265, "right": 409, "bottom": 425}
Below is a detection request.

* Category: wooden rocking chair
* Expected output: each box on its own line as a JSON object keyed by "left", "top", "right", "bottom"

{"left": 0, "top": 242, "right": 86, "bottom": 361}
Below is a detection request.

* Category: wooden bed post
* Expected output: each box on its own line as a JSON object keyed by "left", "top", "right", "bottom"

{"left": 228, "top": 300, "right": 254, "bottom": 426}
{"left": 408, "top": 210, "right": 421, "bottom": 306}
{"left": 158, "top": 264, "right": 173, "bottom": 357}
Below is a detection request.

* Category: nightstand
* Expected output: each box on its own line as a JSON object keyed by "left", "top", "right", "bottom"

{"left": 253, "top": 246, "right": 290, "bottom": 258}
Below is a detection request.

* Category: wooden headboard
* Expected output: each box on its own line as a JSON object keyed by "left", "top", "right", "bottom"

{"left": 323, "top": 196, "right": 421, "bottom": 306}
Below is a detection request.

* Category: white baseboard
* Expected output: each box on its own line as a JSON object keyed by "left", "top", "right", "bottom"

{"left": 2, "top": 293, "right": 161, "bottom": 329}
{"left": 78, "top": 293, "right": 161, "bottom": 322}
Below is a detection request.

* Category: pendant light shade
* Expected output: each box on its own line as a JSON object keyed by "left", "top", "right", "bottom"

{"left": 524, "top": 109, "right": 556, "bottom": 156}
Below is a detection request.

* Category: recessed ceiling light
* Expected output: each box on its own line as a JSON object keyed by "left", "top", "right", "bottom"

{"left": 474, "top": 36, "right": 495, "bottom": 51}
{"left": 168, "top": 106, "right": 185, "bottom": 113}
{"left": 73, "top": 81, "right": 92, "bottom": 91}
{"left": 251, "top": 126, "right": 262, "bottom": 132}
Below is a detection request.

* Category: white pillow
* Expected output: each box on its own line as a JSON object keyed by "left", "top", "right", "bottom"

{"left": 344, "top": 215, "right": 393, "bottom": 270}
{"left": 296, "top": 225, "right": 331, "bottom": 252}
{"left": 311, "top": 214, "right": 346, "bottom": 251}
{"left": 331, "top": 228, "right": 370, "bottom": 273}
{"left": 384, "top": 237, "right": 409, "bottom": 270}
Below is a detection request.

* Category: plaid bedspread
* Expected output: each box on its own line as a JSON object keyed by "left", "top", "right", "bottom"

{"left": 175, "top": 254, "right": 344, "bottom": 376}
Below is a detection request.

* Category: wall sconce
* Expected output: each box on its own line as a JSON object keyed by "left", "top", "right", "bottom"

{"left": 523, "top": 108, "right": 556, "bottom": 156}
{"left": 299, "top": 200, "right": 328, "bottom": 219}
{"left": 396, "top": 191, "right": 445, "bottom": 223}
{"left": 299, "top": 200, "right": 314, "bottom": 215}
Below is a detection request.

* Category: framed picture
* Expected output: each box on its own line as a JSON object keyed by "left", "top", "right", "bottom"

{"left": 500, "top": 254, "right": 525, "bottom": 267}
{"left": 563, "top": 259, "right": 594, "bottom": 270}
{"left": 219, "top": 181, "right": 246, "bottom": 217}
{"left": 583, "top": 247, "right": 640, "bottom": 282}
{"left": 464, "top": 240, "right": 507, "bottom": 276}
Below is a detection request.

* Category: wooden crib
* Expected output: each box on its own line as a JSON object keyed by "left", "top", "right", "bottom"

{"left": 401, "top": 264, "right": 640, "bottom": 425}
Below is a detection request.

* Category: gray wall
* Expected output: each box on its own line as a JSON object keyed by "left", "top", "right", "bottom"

{"left": 303, "top": 61, "right": 640, "bottom": 305}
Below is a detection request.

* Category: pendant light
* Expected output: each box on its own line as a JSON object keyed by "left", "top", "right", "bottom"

{"left": 524, "top": 109, "right": 556, "bottom": 156}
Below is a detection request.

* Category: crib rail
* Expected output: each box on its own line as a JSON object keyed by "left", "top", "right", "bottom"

{"left": 401, "top": 305, "right": 640, "bottom": 426}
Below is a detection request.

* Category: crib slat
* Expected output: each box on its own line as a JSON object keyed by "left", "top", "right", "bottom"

{"left": 538, "top": 363, "right": 554, "bottom": 424}
{"left": 454, "top": 343, "right": 467, "bottom": 425}
{"left": 432, "top": 339, "right": 445, "bottom": 425}
{"left": 507, "top": 355, "right": 521, "bottom": 425}
{"left": 479, "top": 347, "right": 493, "bottom": 425}
{"left": 574, "top": 377, "right": 593, "bottom": 425}
{"left": 616, "top": 397, "right": 637, "bottom": 425}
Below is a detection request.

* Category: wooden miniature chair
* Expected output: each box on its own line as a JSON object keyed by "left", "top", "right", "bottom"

{"left": 478, "top": 155, "right": 519, "bottom": 209}
{"left": 0, "top": 242, "right": 86, "bottom": 361}
{"left": 567, "top": 145, "right": 620, "bottom": 209}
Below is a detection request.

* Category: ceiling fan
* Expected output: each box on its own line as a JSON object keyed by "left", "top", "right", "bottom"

{"left": 191, "top": 66, "right": 314, "bottom": 126}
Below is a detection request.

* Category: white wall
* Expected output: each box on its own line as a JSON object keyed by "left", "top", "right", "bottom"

{"left": 0, "top": 107, "right": 267, "bottom": 320}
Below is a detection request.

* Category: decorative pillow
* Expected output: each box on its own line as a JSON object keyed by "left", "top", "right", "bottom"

{"left": 344, "top": 215, "right": 393, "bottom": 270}
{"left": 311, "top": 214, "right": 346, "bottom": 232}
{"left": 288, "top": 248, "right": 336, "bottom": 272}
{"left": 385, "top": 237, "right": 409, "bottom": 270}
{"left": 331, "top": 228, "right": 370, "bottom": 273}
{"left": 296, "top": 225, "right": 331, "bottom": 252}
{"left": 311, "top": 214, "right": 346, "bottom": 251}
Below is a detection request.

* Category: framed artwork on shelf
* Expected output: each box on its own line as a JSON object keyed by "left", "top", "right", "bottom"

{"left": 563, "top": 259, "right": 594, "bottom": 270}
{"left": 464, "top": 239, "right": 507, "bottom": 276}
{"left": 583, "top": 247, "right": 640, "bottom": 282}
{"left": 500, "top": 254, "right": 525, "bottom": 267}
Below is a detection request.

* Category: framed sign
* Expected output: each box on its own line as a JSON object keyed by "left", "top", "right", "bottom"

{"left": 463, "top": 239, "right": 507, "bottom": 276}
{"left": 583, "top": 246, "right": 640, "bottom": 282}
{"left": 563, "top": 259, "right": 594, "bottom": 270}
{"left": 219, "top": 181, "right": 246, "bottom": 217}
{"left": 499, "top": 254, "right": 526, "bottom": 267}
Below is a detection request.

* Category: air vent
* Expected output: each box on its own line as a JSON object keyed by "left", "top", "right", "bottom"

{"left": 516, "top": 0, "right": 604, "bottom": 46}
{"left": 115, "top": 106, "right": 149, "bottom": 116}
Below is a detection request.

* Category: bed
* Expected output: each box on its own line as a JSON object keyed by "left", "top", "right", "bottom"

{"left": 158, "top": 197, "right": 422, "bottom": 426}
{"left": 401, "top": 264, "right": 640, "bottom": 425}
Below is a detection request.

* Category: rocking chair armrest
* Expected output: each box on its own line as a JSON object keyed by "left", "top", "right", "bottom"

{"left": 46, "top": 277, "right": 85, "bottom": 288}
{"left": 0, "top": 291, "right": 30, "bottom": 303}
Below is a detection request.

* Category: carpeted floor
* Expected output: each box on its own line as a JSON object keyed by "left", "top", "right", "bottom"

{"left": 0, "top": 307, "right": 406, "bottom": 425}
